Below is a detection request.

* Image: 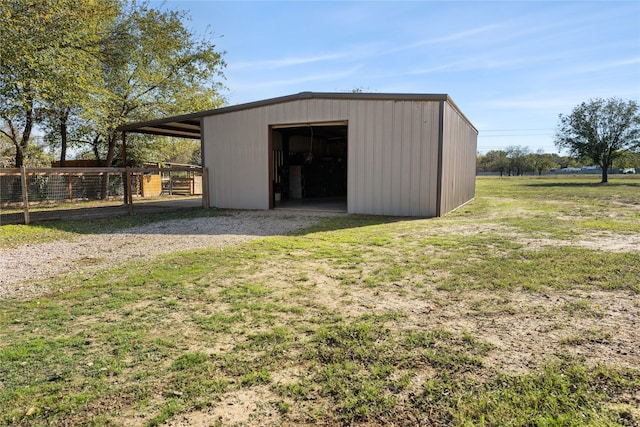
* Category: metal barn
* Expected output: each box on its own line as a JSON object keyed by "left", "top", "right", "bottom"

{"left": 119, "top": 92, "right": 478, "bottom": 217}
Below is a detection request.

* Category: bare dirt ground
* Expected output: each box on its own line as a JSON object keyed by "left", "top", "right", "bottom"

{"left": 2, "top": 210, "right": 639, "bottom": 425}
{"left": 0, "top": 210, "right": 333, "bottom": 301}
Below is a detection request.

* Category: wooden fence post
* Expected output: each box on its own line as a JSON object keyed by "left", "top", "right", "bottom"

{"left": 125, "top": 167, "right": 133, "bottom": 214}
{"left": 67, "top": 175, "right": 73, "bottom": 201}
{"left": 20, "top": 166, "right": 30, "bottom": 224}
{"left": 202, "top": 167, "right": 210, "bottom": 209}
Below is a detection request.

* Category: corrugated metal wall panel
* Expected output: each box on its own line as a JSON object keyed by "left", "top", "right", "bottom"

{"left": 371, "top": 101, "right": 385, "bottom": 214}
{"left": 440, "top": 102, "right": 478, "bottom": 214}
{"left": 268, "top": 99, "right": 347, "bottom": 126}
{"left": 380, "top": 101, "right": 394, "bottom": 214}
{"left": 204, "top": 108, "right": 270, "bottom": 209}
{"left": 390, "top": 102, "right": 403, "bottom": 215}
{"left": 345, "top": 99, "right": 441, "bottom": 216}
{"left": 423, "top": 103, "right": 440, "bottom": 217}
{"left": 347, "top": 101, "right": 363, "bottom": 213}
{"left": 399, "top": 102, "right": 412, "bottom": 215}
{"left": 423, "top": 102, "right": 438, "bottom": 216}
{"left": 364, "top": 101, "right": 376, "bottom": 213}
{"left": 441, "top": 104, "right": 456, "bottom": 213}
{"left": 409, "top": 102, "right": 423, "bottom": 216}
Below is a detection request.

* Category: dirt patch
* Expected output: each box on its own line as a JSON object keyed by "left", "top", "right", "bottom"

{"left": 294, "top": 266, "right": 640, "bottom": 375}
{"left": 444, "top": 289, "right": 640, "bottom": 374}
{"left": 162, "top": 387, "right": 282, "bottom": 427}
{"left": 0, "top": 210, "right": 338, "bottom": 301}
{"left": 519, "top": 232, "right": 640, "bottom": 252}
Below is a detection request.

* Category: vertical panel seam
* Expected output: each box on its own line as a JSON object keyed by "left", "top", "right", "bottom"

{"left": 268, "top": 124, "right": 273, "bottom": 209}
{"left": 436, "top": 101, "right": 445, "bottom": 217}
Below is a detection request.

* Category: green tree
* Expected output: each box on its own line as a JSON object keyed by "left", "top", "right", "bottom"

{"left": 528, "top": 150, "right": 558, "bottom": 175}
{"left": 0, "top": 131, "right": 52, "bottom": 167}
{"left": 0, "top": 130, "right": 14, "bottom": 167}
{"left": 481, "top": 150, "right": 509, "bottom": 176}
{"left": 84, "top": 2, "right": 225, "bottom": 167}
{"left": 146, "top": 137, "right": 202, "bottom": 165}
{"left": 476, "top": 152, "right": 486, "bottom": 172}
{"left": 614, "top": 151, "right": 640, "bottom": 172}
{"left": 0, "top": 0, "right": 115, "bottom": 167}
{"left": 555, "top": 98, "right": 640, "bottom": 183}
{"left": 506, "top": 145, "right": 531, "bottom": 176}
{"left": 2, "top": 0, "right": 225, "bottom": 169}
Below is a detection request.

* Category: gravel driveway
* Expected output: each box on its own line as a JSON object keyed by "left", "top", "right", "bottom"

{"left": 1, "top": 210, "right": 337, "bottom": 301}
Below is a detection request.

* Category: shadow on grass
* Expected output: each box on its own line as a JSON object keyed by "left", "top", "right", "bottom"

{"left": 0, "top": 197, "right": 204, "bottom": 226}
{"left": 4, "top": 207, "right": 219, "bottom": 234}
{"left": 291, "top": 214, "right": 411, "bottom": 235}
{"left": 13, "top": 207, "right": 417, "bottom": 239}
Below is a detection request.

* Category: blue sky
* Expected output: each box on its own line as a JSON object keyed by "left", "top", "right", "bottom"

{"left": 155, "top": 0, "right": 640, "bottom": 154}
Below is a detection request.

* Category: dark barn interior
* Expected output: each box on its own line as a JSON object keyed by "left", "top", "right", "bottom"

{"left": 271, "top": 124, "right": 347, "bottom": 210}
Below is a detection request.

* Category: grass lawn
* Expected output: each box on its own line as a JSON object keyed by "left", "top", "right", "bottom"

{"left": 1, "top": 175, "right": 639, "bottom": 426}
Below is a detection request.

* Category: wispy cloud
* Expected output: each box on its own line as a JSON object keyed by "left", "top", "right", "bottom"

{"left": 230, "top": 52, "right": 348, "bottom": 71}
{"left": 405, "top": 49, "right": 574, "bottom": 76}
{"left": 549, "top": 57, "right": 640, "bottom": 77}
{"left": 384, "top": 24, "right": 503, "bottom": 56}
{"left": 229, "top": 66, "right": 363, "bottom": 91}
{"left": 484, "top": 97, "right": 581, "bottom": 111}
{"left": 229, "top": 25, "right": 505, "bottom": 77}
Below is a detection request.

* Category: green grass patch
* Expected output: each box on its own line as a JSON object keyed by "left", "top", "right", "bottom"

{"left": 448, "top": 358, "right": 639, "bottom": 426}
{"left": 442, "top": 246, "right": 640, "bottom": 293}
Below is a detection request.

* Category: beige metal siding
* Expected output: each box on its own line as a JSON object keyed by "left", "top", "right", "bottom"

{"left": 346, "top": 100, "right": 440, "bottom": 216}
{"left": 439, "top": 101, "right": 478, "bottom": 215}
{"left": 422, "top": 103, "right": 441, "bottom": 215}
{"left": 203, "top": 97, "right": 447, "bottom": 216}
{"left": 203, "top": 108, "right": 268, "bottom": 209}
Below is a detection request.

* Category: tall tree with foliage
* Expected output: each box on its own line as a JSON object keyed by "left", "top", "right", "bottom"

{"left": 479, "top": 150, "right": 509, "bottom": 176}
{"left": 555, "top": 98, "right": 640, "bottom": 183}
{"left": 528, "top": 150, "right": 558, "bottom": 176}
{"left": 505, "top": 145, "right": 531, "bottom": 176}
{"left": 1, "top": 0, "right": 225, "bottom": 168}
{"left": 0, "top": 0, "right": 116, "bottom": 167}
{"left": 85, "top": 1, "right": 225, "bottom": 167}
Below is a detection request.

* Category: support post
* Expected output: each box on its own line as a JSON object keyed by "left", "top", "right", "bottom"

{"left": 125, "top": 167, "right": 133, "bottom": 214}
{"left": 202, "top": 167, "right": 210, "bottom": 209}
{"left": 68, "top": 175, "right": 73, "bottom": 201}
{"left": 20, "top": 166, "right": 30, "bottom": 224}
{"left": 121, "top": 131, "right": 127, "bottom": 167}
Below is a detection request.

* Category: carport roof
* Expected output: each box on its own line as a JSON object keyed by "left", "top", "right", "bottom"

{"left": 117, "top": 92, "right": 462, "bottom": 139}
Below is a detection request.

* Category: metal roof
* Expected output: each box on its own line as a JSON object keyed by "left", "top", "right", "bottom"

{"left": 117, "top": 92, "right": 473, "bottom": 139}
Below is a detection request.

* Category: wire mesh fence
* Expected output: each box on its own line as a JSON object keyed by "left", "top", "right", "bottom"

{"left": 0, "top": 167, "right": 207, "bottom": 224}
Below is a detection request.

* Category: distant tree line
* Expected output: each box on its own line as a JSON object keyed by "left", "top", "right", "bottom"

{"left": 477, "top": 146, "right": 640, "bottom": 176}
{"left": 1, "top": 0, "right": 226, "bottom": 168}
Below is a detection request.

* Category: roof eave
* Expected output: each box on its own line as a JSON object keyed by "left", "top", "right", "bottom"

{"left": 116, "top": 91, "right": 475, "bottom": 137}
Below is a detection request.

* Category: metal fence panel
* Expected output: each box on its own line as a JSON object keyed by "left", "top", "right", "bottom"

{"left": 0, "top": 167, "right": 205, "bottom": 224}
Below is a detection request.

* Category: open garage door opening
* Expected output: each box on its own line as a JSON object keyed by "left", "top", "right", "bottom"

{"left": 270, "top": 122, "right": 347, "bottom": 212}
